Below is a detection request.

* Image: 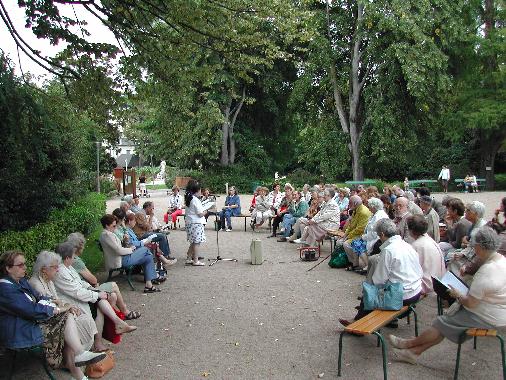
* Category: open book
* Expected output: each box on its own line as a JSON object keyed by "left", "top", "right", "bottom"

{"left": 432, "top": 271, "right": 469, "bottom": 301}
{"left": 202, "top": 201, "right": 215, "bottom": 211}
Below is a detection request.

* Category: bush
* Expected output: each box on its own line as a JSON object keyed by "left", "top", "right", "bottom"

{"left": 495, "top": 174, "right": 506, "bottom": 191}
{"left": 0, "top": 192, "right": 106, "bottom": 272}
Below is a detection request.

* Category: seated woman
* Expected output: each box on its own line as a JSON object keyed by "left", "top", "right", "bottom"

{"left": 268, "top": 184, "right": 294, "bottom": 238}
{"left": 389, "top": 226, "right": 506, "bottom": 364}
{"left": 407, "top": 215, "right": 446, "bottom": 295}
{"left": 336, "top": 187, "right": 350, "bottom": 221}
{"left": 54, "top": 241, "right": 137, "bottom": 340}
{"left": 380, "top": 194, "right": 395, "bottom": 219}
{"left": 288, "top": 190, "right": 323, "bottom": 242}
{"left": 201, "top": 187, "right": 217, "bottom": 221}
{"left": 29, "top": 250, "right": 104, "bottom": 352}
{"left": 294, "top": 188, "right": 340, "bottom": 246}
{"left": 124, "top": 213, "right": 176, "bottom": 272}
{"left": 218, "top": 186, "right": 241, "bottom": 231}
{"left": 339, "top": 219, "right": 423, "bottom": 326}
{"left": 66, "top": 232, "right": 142, "bottom": 321}
{"left": 278, "top": 191, "right": 309, "bottom": 242}
{"left": 490, "top": 196, "right": 506, "bottom": 231}
{"left": 0, "top": 250, "right": 105, "bottom": 380}
{"left": 99, "top": 214, "right": 162, "bottom": 293}
{"left": 165, "top": 186, "right": 184, "bottom": 228}
{"left": 249, "top": 186, "right": 261, "bottom": 213}
{"left": 250, "top": 186, "right": 272, "bottom": 229}
{"left": 439, "top": 198, "right": 472, "bottom": 256}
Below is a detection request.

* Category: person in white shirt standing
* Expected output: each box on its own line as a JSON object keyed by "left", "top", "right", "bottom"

{"left": 438, "top": 165, "right": 451, "bottom": 193}
{"left": 184, "top": 180, "right": 208, "bottom": 266}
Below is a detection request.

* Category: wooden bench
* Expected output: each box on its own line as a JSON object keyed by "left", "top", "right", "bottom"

{"left": 454, "top": 178, "right": 486, "bottom": 192}
{"left": 177, "top": 213, "right": 252, "bottom": 231}
{"left": 6, "top": 345, "right": 55, "bottom": 380}
{"left": 338, "top": 305, "right": 419, "bottom": 380}
{"left": 454, "top": 328, "right": 505, "bottom": 380}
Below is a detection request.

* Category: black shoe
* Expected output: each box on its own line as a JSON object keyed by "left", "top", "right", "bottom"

{"left": 386, "top": 319, "right": 399, "bottom": 328}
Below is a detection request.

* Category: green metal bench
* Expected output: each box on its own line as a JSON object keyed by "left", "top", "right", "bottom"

{"left": 345, "top": 180, "right": 376, "bottom": 187}
{"left": 409, "top": 179, "right": 439, "bottom": 190}
{"left": 454, "top": 178, "right": 486, "bottom": 192}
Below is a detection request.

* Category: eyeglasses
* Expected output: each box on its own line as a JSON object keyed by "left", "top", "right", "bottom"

{"left": 48, "top": 265, "right": 59, "bottom": 269}
{"left": 11, "top": 262, "right": 26, "bottom": 268}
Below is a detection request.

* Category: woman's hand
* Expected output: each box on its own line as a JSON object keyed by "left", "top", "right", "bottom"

{"left": 447, "top": 285, "right": 462, "bottom": 300}
{"left": 98, "top": 291, "right": 109, "bottom": 300}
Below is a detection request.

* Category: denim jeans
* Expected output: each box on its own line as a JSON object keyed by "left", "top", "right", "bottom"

{"left": 218, "top": 209, "right": 234, "bottom": 229}
{"left": 282, "top": 214, "right": 295, "bottom": 237}
{"left": 121, "top": 247, "right": 157, "bottom": 281}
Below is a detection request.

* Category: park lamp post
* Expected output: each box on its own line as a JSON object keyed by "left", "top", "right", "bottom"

{"left": 95, "top": 141, "right": 101, "bottom": 193}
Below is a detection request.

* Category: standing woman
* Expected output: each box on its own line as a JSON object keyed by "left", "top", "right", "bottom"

{"left": 185, "top": 180, "right": 207, "bottom": 266}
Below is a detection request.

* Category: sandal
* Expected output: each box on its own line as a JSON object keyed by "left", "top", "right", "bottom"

{"left": 152, "top": 277, "right": 166, "bottom": 285}
{"left": 125, "top": 310, "right": 141, "bottom": 320}
{"left": 144, "top": 286, "right": 161, "bottom": 293}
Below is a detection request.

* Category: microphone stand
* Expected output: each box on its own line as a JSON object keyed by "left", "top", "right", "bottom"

{"left": 208, "top": 208, "right": 237, "bottom": 266}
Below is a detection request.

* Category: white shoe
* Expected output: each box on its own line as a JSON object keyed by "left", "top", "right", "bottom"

{"left": 192, "top": 261, "right": 206, "bottom": 266}
{"left": 74, "top": 351, "right": 106, "bottom": 367}
{"left": 226, "top": 228, "right": 232, "bottom": 232}
{"left": 293, "top": 239, "right": 306, "bottom": 244}
{"left": 164, "top": 258, "right": 177, "bottom": 266}
{"left": 392, "top": 348, "right": 418, "bottom": 365}
{"left": 185, "top": 259, "right": 193, "bottom": 265}
{"left": 387, "top": 334, "right": 409, "bottom": 349}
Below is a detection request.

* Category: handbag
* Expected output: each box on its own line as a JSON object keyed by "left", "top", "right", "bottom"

{"left": 85, "top": 350, "right": 115, "bottom": 378}
{"left": 362, "top": 281, "right": 404, "bottom": 311}
{"left": 328, "top": 245, "right": 349, "bottom": 268}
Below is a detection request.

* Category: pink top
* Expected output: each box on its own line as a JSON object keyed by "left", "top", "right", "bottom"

{"left": 411, "top": 234, "right": 446, "bottom": 294}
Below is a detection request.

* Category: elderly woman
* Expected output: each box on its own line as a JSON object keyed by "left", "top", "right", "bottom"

{"left": 294, "top": 188, "right": 340, "bottom": 246}
{"left": 278, "top": 191, "right": 309, "bottom": 242}
{"left": 389, "top": 226, "right": 506, "bottom": 364}
{"left": 0, "top": 251, "right": 105, "bottom": 380}
{"left": 339, "top": 219, "right": 423, "bottom": 327}
{"left": 99, "top": 214, "right": 161, "bottom": 293}
{"left": 301, "top": 184, "right": 312, "bottom": 203}
{"left": 165, "top": 185, "right": 184, "bottom": 228}
{"left": 66, "top": 232, "right": 141, "bottom": 321}
{"left": 53, "top": 241, "right": 137, "bottom": 335}
{"left": 268, "top": 185, "right": 294, "bottom": 238}
{"left": 448, "top": 201, "right": 487, "bottom": 278}
{"left": 288, "top": 191, "right": 324, "bottom": 243}
{"left": 419, "top": 195, "right": 440, "bottom": 243}
{"left": 439, "top": 198, "right": 472, "bottom": 256}
{"left": 407, "top": 215, "right": 446, "bottom": 294}
{"left": 346, "top": 197, "right": 389, "bottom": 272}
{"left": 29, "top": 250, "right": 102, "bottom": 352}
{"left": 218, "top": 186, "right": 241, "bottom": 232}
{"left": 250, "top": 187, "right": 272, "bottom": 229}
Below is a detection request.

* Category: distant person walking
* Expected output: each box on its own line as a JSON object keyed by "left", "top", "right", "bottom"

{"left": 438, "top": 165, "right": 450, "bottom": 193}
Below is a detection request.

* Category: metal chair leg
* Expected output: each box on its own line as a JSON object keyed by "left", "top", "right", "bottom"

{"left": 373, "top": 331, "right": 388, "bottom": 380}
{"left": 338, "top": 331, "right": 345, "bottom": 377}
{"left": 454, "top": 341, "right": 463, "bottom": 380}
{"left": 408, "top": 305, "right": 419, "bottom": 337}
{"left": 7, "top": 349, "right": 17, "bottom": 380}
{"left": 474, "top": 336, "right": 477, "bottom": 350}
{"left": 126, "top": 266, "right": 135, "bottom": 291}
{"left": 497, "top": 335, "right": 505, "bottom": 380}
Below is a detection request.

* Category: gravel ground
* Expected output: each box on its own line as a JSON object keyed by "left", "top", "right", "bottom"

{"left": 3, "top": 190, "right": 505, "bottom": 380}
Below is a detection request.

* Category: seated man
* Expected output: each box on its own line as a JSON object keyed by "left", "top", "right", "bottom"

{"left": 393, "top": 197, "right": 413, "bottom": 243}
{"left": 134, "top": 201, "right": 176, "bottom": 262}
{"left": 294, "top": 188, "right": 340, "bottom": 246}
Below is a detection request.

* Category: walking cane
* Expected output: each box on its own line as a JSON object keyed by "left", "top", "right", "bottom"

{"left": 307, "top": 253, "right": 332, "bottom": 272}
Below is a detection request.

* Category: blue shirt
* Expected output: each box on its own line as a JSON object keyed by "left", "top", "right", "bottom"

{"left": 0, "top": 276, "right": 54, "bottom": 348}
{"left": 225, "top": 194, "right": 241, "bottom": 216}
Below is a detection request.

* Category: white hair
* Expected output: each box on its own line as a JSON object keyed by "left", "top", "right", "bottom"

{"left": 32, "top": 251, "right": 61, "bottom": 275}
{"left": 467, "top": 201, "right": 486, "bottom": 218}
{"left": 368, "top": 197, "right": 384, "bottom": 211}
{"left": 67, "top": 232, "right": 85, "bottom": 250}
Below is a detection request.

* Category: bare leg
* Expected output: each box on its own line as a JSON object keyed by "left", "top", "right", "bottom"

{"left": 186, "top": 244, "right": 194, "bottom": 261}
{"left": 110, "top": 282, "right": 128, "bottom": 315}
{"left": 192, "top": 243, "right": 201, "bottom": 263}
{"left": 97, "top": 299, "right": 129, "bottom": 327}
{"left": 64, "top": 314, "right": 84, "bottom": 354}
{"left": 63, "top": 345, "right": 84, "bottom": 380}
{"left": 398, "top": 327, "right": 444, "bottom": 355}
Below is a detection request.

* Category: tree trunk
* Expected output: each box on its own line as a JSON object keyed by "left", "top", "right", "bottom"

{"left": 220, "top": 100, "right": 232, "bottom": 166}
{"left": 228, "top": 87, "right": 246, "bottom": 165}
{"left": 478, "top": 129, "right": 506, "bottom": 190}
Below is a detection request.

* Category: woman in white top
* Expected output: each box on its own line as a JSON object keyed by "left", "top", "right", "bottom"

{"left": 165, "top": 186, "right": 184, "bottom": 228}
{"left": 184, "top": 179, "right": 208, "bottom": 266}
{"left": 389, "top": 226, "right": 506, "bottom": 365}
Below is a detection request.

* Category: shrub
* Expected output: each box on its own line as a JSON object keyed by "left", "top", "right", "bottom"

{"left": 0, "top": 193, "right": 106, "bottom": 272}
{"left": 495, "top": 174, "right": 506, "bottom": 191}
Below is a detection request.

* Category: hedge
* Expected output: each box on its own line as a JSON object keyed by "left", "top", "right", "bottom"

{"left": 0, "top": 192, "right": 106, "bottom": 272}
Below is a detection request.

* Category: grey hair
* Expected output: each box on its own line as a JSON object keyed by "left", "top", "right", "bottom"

{"left": 55, "top": 241, "right": 77, "bottom": 261}
{"left": 119, "top": 200, "right": 129, "bottom": 209}
{"left": 419, "top": 195, "right": 432, "bottom": 205}
{"left": 67, "top": 232, "right": 85, "bottom": 250}
{"left": 375, "top": 218, "right": 398, "bottom": 238}
{"left": 466, "top": 201, "right": 486, "bottom": 218}
{"left": 32, "top": 250, "right": 61, "bottom": 274}
{"left": 349, "top": 195, "right": 362, "bottom": 207}
{"left": 324, "top": 188, "right": 336, "bottom": 198}
{"left": 474, "top": 226, "right": 501, "bottom": 252}
{"left": 284, "top": 183, "right": 294, "bottom": 191}
{"left": 405, "top": 191, "right": 415, "bottom": 201}
{"left": 303, "top": 184, "right": 310, "bottom": 190}
{"left": 368, "top": 197, "right": 384, "bottom": 211}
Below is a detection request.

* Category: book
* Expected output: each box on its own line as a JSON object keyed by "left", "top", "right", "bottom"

{"left": 202, "top": 201, "right": 215, "bottom": 211}
{"left": 431, "top": 271, "right": 469, "bottom": 301}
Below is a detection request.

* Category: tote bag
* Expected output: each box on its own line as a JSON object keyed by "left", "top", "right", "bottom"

{"left": 362, "top": 281, "right": 403, "bottom": 311}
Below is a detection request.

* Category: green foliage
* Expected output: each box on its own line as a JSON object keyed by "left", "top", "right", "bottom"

{"left": 495, "top": 174, "right": 506, "bottom": 191}
{"left": 0, "top": 193, "right": 106, "bottom": 272}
